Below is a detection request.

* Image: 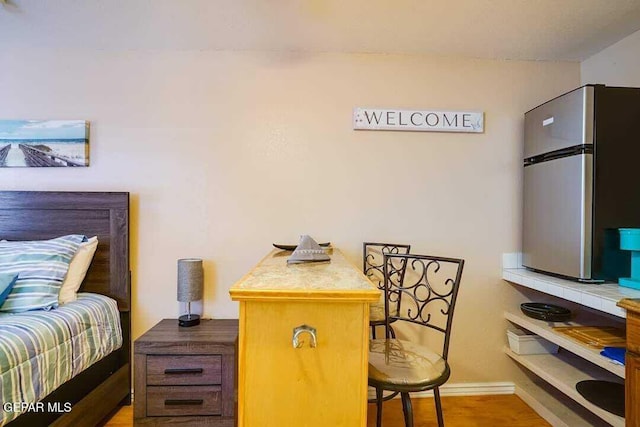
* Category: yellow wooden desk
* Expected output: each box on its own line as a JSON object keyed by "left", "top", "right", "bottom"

{"left": 229, "top": 248, "right": 379, "bottom": 427}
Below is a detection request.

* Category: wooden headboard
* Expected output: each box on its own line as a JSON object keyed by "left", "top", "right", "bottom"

{"left": 0, "top": 191, "right": 130, "bottom": 311}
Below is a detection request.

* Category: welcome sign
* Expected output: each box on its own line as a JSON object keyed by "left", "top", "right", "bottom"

{"left": 353, "top": 108, "right": 484, "bottom": 133}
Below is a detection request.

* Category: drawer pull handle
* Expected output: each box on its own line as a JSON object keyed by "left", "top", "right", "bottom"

{"left": 293, "top": 324, "right": 317, "bottom": 348}
{"left": 164, "top": 368, "right": 203, "bottom": 375}
{"left": 164, "top": 399, "right": 204, "bottom": 406}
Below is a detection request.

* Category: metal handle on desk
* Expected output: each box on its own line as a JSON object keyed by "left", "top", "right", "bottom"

{"left": 292, "top": 324, "right": 317, "bottom": 348}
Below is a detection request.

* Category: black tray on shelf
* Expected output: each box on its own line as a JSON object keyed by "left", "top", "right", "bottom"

{"left": 273, "top": 242, "right": 331, "bottom": 251}
{"left": 520, "top": 302, "right": 572, "bottom": 322}
{"left": 576, "top": 380, "right": 625, "bottom": 417}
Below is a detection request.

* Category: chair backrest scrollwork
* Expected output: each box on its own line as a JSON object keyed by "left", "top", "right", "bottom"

{"left": 382, "top": 253, "right": 464, "bottom": 359}
{"left": 363, "top": 242, "right": 411, "bottom": 291}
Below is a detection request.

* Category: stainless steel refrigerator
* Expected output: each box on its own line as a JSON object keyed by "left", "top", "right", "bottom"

{"left": 522, "top": 84, "right": 640, "bottom": 281}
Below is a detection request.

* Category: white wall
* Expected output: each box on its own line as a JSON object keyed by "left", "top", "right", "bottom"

{"left": 582, "top": 29, "right": 640, "bottom": 85}
{"left": 0, "top": 47, "right": 580, "bottom": 383}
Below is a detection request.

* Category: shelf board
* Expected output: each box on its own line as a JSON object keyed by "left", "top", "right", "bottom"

{"left": 505, "top": 310, "right": 625, "bottom": 378}
{"left": 503, "top": 267, "right": 640, "bottom": 318}
{"left": 515, "top": 377, "right": 610, "bottom": 427}
{"left": 505, "top": 347, "right": 624, "bottom": 427}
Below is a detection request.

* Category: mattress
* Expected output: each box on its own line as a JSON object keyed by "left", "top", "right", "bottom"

{"left": 0, "top": 293, "right": 122, "bottom": 425}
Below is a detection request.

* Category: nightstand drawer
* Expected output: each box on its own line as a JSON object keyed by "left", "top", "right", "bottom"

{"left": 147, "top": 385, "right": 222, "bottom": 417}
{"left": 147, "top": 355, "right": 221, "bottom": 385}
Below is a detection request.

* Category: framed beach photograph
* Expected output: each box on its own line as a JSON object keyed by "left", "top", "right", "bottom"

{"left": 0, "top": 120, "right": 90, "bottom": 167}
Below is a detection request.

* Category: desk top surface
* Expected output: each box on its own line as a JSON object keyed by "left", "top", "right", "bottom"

{"left": 229, "top": 248, "right": 379, "bottom": 302}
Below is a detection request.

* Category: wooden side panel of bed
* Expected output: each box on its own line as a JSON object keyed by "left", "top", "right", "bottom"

{"left": 0, "top": 191, "right": 131, "bottom": 427}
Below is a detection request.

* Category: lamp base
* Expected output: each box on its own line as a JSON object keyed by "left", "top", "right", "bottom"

{"left": 178, "top": 314, "right": 200, "bottom": 327}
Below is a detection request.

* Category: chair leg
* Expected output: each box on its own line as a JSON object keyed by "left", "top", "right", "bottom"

{"left": 434, "top": 387, "right": 444, "bottom": 427}
{"left": 372, "top": 325, "right": 377, "bottom": 339}
{"left": 389, "top": 325, "right": 396, "bottom": 338}
{"left": 400, "top": 392, "right": 413, "bottom": 427}
{"left": 376, "top": 387, "right": 383, "bottom": 427}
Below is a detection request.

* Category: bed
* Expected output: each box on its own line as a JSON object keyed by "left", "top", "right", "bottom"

{"left": 0, "top": 191, "right": 131, "bottom": 427}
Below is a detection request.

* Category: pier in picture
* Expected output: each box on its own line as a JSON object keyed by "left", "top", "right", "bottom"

{"left": 0, "top": 120, "right": 90, "bottom": 167}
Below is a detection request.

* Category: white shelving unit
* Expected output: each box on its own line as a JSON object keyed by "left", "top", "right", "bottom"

{"left": 502, "top": 258, "right": 634, "bottom": 426}
{"left": 516, "top": 379, "right": 610, "bottom": 427}
{"left": 503, "top": 267, "right": 640, "bottom": 318}
{"left": 505, "top": 310, "right": 625, "bottom": 378}
{"left": 505, "top": 348, "right": 624, "bottom": 427}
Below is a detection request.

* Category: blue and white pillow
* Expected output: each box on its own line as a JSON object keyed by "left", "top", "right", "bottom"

{"left": 0, "top": 235, "right": 86, "bottom": 312}
{"left": 0, "top": 273, "right": 18, "bottom": 306}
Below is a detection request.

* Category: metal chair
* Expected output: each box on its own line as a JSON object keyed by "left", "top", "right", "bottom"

{"left": 368, "top": 253, "right": 464, "bottom": 427}
{"left": 363, "top": 242, "right": 411, "bottom": 339}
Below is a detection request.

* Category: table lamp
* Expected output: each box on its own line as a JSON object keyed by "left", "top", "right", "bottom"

{"left": 177, "top": 258, "right": 203, "bottom": 327}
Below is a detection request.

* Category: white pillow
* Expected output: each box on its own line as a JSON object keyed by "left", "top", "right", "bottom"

{"left": 58, "top": 236, "right": 99, "bottom": 304}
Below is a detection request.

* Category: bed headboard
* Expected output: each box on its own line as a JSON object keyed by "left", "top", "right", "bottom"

{"left": 0, "top": 191, "right": 130, "bottom": 311}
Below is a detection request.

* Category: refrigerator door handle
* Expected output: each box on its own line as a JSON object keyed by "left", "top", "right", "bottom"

{"left": 524, "top": 144, "right": 593, "bottom": 166}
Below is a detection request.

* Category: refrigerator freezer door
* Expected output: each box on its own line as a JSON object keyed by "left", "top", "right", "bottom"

{"left": 522, "top": 154, "right": 593, "bottom": 279}
{"left": 524, "top": 86, "right": 594, "bottom": 159}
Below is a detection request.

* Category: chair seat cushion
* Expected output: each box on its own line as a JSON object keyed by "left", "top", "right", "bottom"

{"left": 368, "top": 339, "right": 450, "bottom": 390}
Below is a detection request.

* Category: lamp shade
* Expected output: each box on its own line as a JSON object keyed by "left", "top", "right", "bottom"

{"left": 177, "top": 258, "right": 203, "bottom": 302}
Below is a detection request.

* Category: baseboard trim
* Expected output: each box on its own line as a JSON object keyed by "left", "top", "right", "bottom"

{"left": 368, "top": 382, "right": 515, "bottom": 399}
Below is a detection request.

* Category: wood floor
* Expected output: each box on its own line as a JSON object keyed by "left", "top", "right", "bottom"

{"left": 104, "top": 394, "right": 550, "bottom": 426}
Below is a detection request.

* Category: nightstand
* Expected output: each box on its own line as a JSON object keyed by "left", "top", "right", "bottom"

{"left": 134, "top": 319, "right": 238, "bottom": 426}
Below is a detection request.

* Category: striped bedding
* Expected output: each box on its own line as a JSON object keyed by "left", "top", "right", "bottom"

{"left": 0, "top": 293, "right": 122, "bottom": 425}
